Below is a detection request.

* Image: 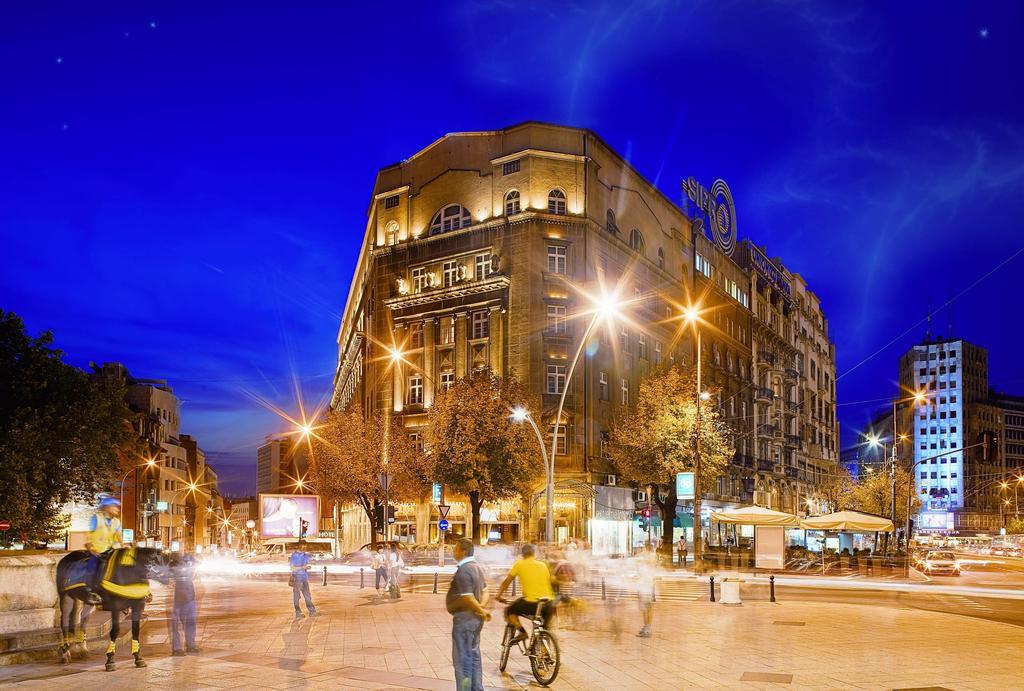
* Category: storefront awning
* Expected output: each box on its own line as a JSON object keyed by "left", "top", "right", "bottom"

{"left": 711, "top": 505, "right": 801, "bottom": 526}
{"left": 800, "top": 511, "right": 894, "bottom": 532}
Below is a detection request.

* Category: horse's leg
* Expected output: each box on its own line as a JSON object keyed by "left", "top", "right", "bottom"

{"left": 76, "top": 603, "right": 94, "bottom": 658}
{"left": 105, "top": 608, "right": 120, "bottom": 672}
{"left": 131, "top": 604, "right": 146, "bottom": 668}
{"left": 58, "top": 594, "right": 72, "bottom": 664}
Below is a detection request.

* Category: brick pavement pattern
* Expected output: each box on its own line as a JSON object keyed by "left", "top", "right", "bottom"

{"left": 1, "top": 578, "right": 1022, "bottom": 690}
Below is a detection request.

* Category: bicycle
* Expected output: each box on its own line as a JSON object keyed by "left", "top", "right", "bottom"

{"left": 497, "top": 596, "right": 561, "bottom": 686}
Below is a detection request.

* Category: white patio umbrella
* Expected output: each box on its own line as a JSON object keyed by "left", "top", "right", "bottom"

{"left": 800, "top": 511, "right": 894, "bottom": 532}
{"left": 711, "top": 505, "right": 801, "bottom": 527}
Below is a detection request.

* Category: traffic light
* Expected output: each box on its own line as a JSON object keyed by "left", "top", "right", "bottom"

{"left": 299, "top": 518, "right": 309, "bottom": 539}
{"left": 635, "top": 508, "right": 651, "bottom": 531}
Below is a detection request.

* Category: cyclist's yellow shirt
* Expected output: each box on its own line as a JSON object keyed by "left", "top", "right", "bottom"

{"left": 509, "top": 557, "right": 554, "bottom": 602}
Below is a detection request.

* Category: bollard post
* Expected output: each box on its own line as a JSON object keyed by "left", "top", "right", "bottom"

{"left": 601, "top": 578, "right": 607, "bottom": 601}
{"left": 709, "top": 575, "right": 716, "bottom": 602}
{"left": 323, "top": 565, "right": 328, "bottom": 586}
{"left": 360, "top": 567, "right": 364, "bottom": 589}
{"left": 433, "top": 572, "right": 438, "bottom": 594}
{"left": 769, "top": 574, "right": 776, "bottom": 603}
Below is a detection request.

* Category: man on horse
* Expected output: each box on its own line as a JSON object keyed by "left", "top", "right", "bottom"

{"left": 84, "top": 494, "right": 123, "bottom": 604}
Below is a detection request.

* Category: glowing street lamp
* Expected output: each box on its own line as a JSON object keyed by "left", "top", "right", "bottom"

{"left": 681, "top": 302, "right": 707, "bottom": 561}
{"left": 510, "top": 406, "right": 552, "bottom": 541}
{"left": 544, "top": 290, "right": 625, "bottom": 544}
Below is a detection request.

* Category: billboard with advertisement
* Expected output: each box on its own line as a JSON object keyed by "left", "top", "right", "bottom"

{"left": 259, "top": 494, "right": 320, "bottom": 539}
{"left": 675, "top": 472, "right": 695, "bottom": 500}
{"left": 919, "top": 511, "right": 954, "bottom": 531}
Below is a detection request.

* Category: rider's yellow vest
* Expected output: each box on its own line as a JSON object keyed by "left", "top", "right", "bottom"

{"left": 87, "top": 513, "right": 122, "bottom": 554}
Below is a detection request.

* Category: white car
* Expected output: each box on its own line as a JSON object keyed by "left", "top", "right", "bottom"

{"left": 921, "top": 550, "right": 960, "bottom": 576}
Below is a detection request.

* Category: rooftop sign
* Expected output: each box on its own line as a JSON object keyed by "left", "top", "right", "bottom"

{"left": 683, "top": 177, "right": 737, "bottom": 256}
{"left": 748, "top": 244, "right": 792, "bottom": 299}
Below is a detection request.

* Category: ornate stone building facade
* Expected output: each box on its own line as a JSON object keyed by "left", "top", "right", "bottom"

{"left": 331, "top": 122, "right": 838, "bottom": 550}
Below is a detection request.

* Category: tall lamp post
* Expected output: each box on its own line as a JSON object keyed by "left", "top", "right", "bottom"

{"left": 681, "top": 305, "right": 709, "bottom": 564}
{"left": 511, "top": 407, "right": 551, "bottom": 543}
{"left": 118, "top": 458, "right": 157, "bottom": 536}
{"left": 545, "top": 292, "right": 623, "bottom": 545}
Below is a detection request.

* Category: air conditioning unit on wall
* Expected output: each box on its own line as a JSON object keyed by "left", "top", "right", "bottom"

{"left": 606, "top": 474, "right": 617, "bottom": 486}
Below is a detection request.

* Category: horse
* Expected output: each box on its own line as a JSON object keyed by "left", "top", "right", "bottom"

{"left": 55, "top": 547, "right": 167, "bottom": 671}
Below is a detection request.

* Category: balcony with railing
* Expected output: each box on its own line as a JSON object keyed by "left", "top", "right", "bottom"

{"left": 755, "top": 387, "right": 775, "bottom": 403}
{"left": 757, "top": 423, "right": 779, "bottom": 437}
{"left": 784, "top": 466, "right": 799, "bottom": 478}
{"left": 785, "top": 433, "right": 803, "bottom": 448}
{"left": 758, "top": 352, "right": 777, "bottom": 366}
{"left": 731, "top": 453, "right": 755, "bottom": 469}
{"left": 757, "top": 460, "right": 775, "bottom": 472}
{"left": 785, "top": 400, "right": 801, "bottom": 414}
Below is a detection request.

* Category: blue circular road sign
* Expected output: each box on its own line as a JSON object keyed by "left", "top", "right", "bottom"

{"left": 438, "top": 519, "right": 450, "bottom": 531}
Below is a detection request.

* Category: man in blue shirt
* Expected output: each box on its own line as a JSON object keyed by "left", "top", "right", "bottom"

{"left": 446, "top": 538, "right": 489, "bottom": 691}
{"left": 289, "top": 540, "right": 319, "bottom": 619}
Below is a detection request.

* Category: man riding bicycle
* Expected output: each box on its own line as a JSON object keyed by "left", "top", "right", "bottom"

{"left": 496, "top": 544, "right": 556, "bottom": 644}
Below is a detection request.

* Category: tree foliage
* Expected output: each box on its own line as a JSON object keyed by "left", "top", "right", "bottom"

{"left": 608, "top": 364, "right": 734, "bottom": 551}
{"left": 1006, "top": 517, "right": 1024, "bottom": 535}
{"left": 425, "top": 371, "right": 542, "bottom": 542}
{"left": 0, "top": 310, "right": 139, "bottom": 543}
{"left": 818, "top": 465, "right": 857, "bottom": 513}
{"left": 845, "top": 465, "right": 921, "bottom": 527}
{"left": 309, "top": 404, "right": 430, "bottom": 544}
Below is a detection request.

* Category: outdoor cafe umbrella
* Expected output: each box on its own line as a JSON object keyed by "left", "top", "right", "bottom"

{"left": 800, "top": 510, "right": 894, "bottom": 532}
{"left": 710, "top": 505, "right": 801, "bottom": 526}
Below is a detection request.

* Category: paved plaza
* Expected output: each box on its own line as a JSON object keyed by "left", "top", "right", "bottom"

{"left": 2, "top": 578, "right": 1023, "bottom": 690}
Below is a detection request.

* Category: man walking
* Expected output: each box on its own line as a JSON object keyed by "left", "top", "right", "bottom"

{"left": 446, "top": 537, "right": 489, "bottom": 691}
{"left": 289, "top": 540, "right": 319, "bottom": 618}
{"left": 169, "top": 555, "right": 200, "bottom": 656}
{"left": 372, "top": 546, "right": 386, "bottom": 595}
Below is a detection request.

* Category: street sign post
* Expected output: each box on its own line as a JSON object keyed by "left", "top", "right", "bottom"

{"left": 438, "top": 504, "right": 450, "bottom": 520}
{"left": 378, "top": 473, "right": 394, "bottom": 541}
{"left": 436, "top": 504, "right": 450, "bottom": 566}
{"left": 378, "top": 474, "right": 393, "bottom": 491}
{"left": 439, "top": 519, "right": 450, "bottom": 532}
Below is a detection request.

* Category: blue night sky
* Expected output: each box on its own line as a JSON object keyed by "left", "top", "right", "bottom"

{"left": 2, "top": 2, "right": 1023, "bottom": 495}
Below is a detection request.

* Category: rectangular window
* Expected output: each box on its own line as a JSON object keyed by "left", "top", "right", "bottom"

{"left": 410, "top": 322, "right": 424, "bottom": 349}
{"left": 475, "top": 253, "right": 490, "bottom": 281}
{"left": 654, "top": 342, "right": 662, "bottom": 365}
{"left": 412, "top": 267, "right": 428, "bottom": 292}
{"left": 620, "top": 378, "right": 629, "bottom": 405}
{"left": 442, "top": 261, "right": 460, "bottom": 287}
{"left": 547, "top": 245, "right": 566, "bottom": 274}
{"left": 638, "top": 334, "right": 648, "bottom": 360}
{"left": 440, "top": 371, "right": 455, "bottom": 391}
{"left": 598, "top": 371, "right": 609, "bottom": 401}
{"left": 502, "top": 159, "right": 520, "bottom": 175}
{"left": 546, "top": 304, "right": 566, "bottom": 335}
{"left": 620, "top": 326, "right": 631, "bottom": 353}
{"left": 471, "top": 311, "right": 489, "bottom": 339}
{"left": 440, "top": 317, "right": 455, "bottom": 345}
{"left": 408, "top": 375, "right": 423, "bottom": 405}
{"left": 695, "top": 252, "right": 713, "bottom": 278}
{"left": 384, "top": 194, "right": 399, "bottom": 209}
{"left": 552, "top": 425, "right": 567, "bottom": 455}
{"left": 546, "top": 365, "right": 566, "bottom": 394}
{"left": 408, "top": 431, "right": 423, "bottom": 452}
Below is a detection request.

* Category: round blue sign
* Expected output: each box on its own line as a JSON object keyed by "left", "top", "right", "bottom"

{"left": 438, "top": 519, "right": 450, "bottom": 531}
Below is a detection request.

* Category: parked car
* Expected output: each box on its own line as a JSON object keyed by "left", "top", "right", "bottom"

{"left": 921, "top": 550, "right": 960, "bottom": 576}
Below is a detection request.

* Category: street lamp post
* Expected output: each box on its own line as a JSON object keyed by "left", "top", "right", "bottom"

{"left": 511, "top": 407, "right": 551, "bottom": 542}
{"left": 682, "top": 306, "right": 706, "bottom": 565}
{"left": 118, "top": 458, "right": 157, "bottom": 536}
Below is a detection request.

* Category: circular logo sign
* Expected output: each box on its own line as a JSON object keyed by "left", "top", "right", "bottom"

{"left": 708, "top": 179, "right": 737, "bottom": 256}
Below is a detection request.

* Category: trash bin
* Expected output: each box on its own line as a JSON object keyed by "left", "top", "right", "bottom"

{"left": 720, "top": 578, "right": 742, "bottom": 605}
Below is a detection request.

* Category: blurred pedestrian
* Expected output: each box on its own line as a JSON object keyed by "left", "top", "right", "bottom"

{"left": 636, "top": 543, "right": 657, "bottom": 638}
{"left": 170, "top": 555, "right": 200, "bottom": 656}
{"left": 387, "top": 545, "right": 404, "bottom": 599}
{"left": 446, "top": 537, "right": 489, "bottom": 691}
{"left": 372, "top": 546, "right": 386, "bottom": 595}
{"left": 676, "top": 536, "right": 688, "bottom": 568}
{"left": 289, "top": 539, "right": 319, "bottom": 618}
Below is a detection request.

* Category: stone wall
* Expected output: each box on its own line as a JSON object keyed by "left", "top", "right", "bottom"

{"left": 0, "top": 553, "right": 62, "bottom": 636}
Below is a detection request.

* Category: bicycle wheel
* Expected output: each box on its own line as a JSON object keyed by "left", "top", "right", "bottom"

{"left": 499, "top": 624, "right": 514, "bottom": 672}
{"left": 529, "top": 630, "right": 560, "bottom": 686}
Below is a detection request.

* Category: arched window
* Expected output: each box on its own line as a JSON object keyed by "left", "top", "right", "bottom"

{"left": 605, "top": 209, "right": 619, "bottom": 235}
{"left": 657, "top": 247, "right": 665, "bottom": 269}
{"left": 385, "top": 221, "right": 399, "bottom": 246}
{"left": 629, "top": 229, "right": 645, "bottom": 255}
{"left": 504, "top": 190, "right": 520, "bottom": 216}
{"left": 547, "top": 189, "right": 566, "bottom": 215}
{"left": 429, "top": 204, "right": 472, "bottom": 235}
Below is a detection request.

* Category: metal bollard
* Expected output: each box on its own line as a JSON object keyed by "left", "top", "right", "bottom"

{"left": 433, "top": 572, "right": 438, "bottom": 594}
{"left": 360, "top": 567, "right": 364, "bottom": 589}
{"left": 601, "top": 578, "right": 607, "bottom": 601}
{"left": 709, "top": 575, "right": 716, "bottom": 602}
{"left": 323, "top": 565, "right": 328, "bottom": 586}
{"left": 769, "top": 574, "right": 776, "bottom": 603}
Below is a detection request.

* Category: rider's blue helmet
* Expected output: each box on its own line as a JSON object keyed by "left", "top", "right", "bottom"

{"left": 98, "top": 495, "right": 121, "bottom": 509}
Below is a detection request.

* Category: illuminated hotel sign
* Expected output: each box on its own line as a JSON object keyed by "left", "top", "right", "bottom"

{"left": 748, "top": 244, "right": 792, "bottom": 299}
{"left": 683, "top": 177, "right": 737, "bottom": 256}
